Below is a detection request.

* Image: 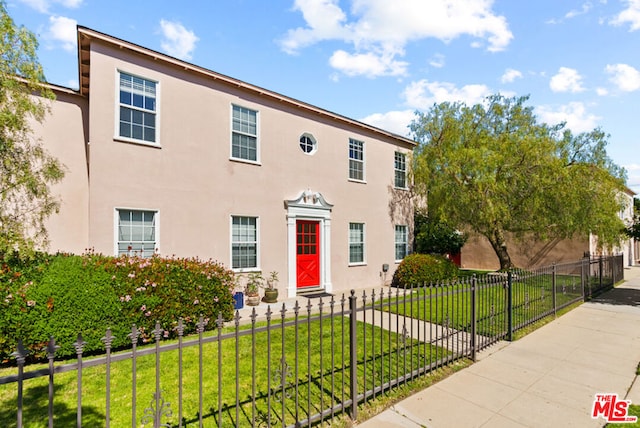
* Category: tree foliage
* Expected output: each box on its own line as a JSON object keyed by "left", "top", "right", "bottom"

{"left": 625, "top": 197, "right": 640, "bottom": 240}
{"left": 414, "top": 210, "right": 467, "bottom": 255}
{"left": 411, "top": 94, "right": 626, "bottom": 270}
{"left": 0, "top": 1, "right": 64, "bottom": 259}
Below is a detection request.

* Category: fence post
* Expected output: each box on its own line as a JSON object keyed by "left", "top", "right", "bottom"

{"left": 581, "top": 258, "right": 586, "bottom": 301}
{"left": 470, "top": 275, "right": 477, "bottom": 362}
{"left": 552, "top": 263, "right": 557, "bottom": 316}
{"left": 12, "top": 341, "right": 27, "bottom": 428}
{"left": 507, "top": 271, "right": 513, "bottom": 342}
{"left": 599, "top": 257, "right": 603, "bottom": 291}
{"left": 349, "top": 290, "right": 358, "bottom": 421}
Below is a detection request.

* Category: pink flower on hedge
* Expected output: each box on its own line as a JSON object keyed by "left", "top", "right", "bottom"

{"left": 26, "top": 300, "right": 36, "bottom": 307}
{"left": 140, "top": 304, "right": 147, "bottom": 311}
{"left": 193, "top": 299, "right": 199, "bottom": 305}
{"left": 214, "top": 297, "right": 219, "bottom": 302}
{"left": 128, "top": 272, "right": 135, "bottom": 278}
{"left": 164, "top": 331, "right": 169, "bottom": 338}
{"left": 125, "top": 295, "right": 131, "bottom": 302}
{"left": 145, "top": 311, "right": 151, "bottom": 317}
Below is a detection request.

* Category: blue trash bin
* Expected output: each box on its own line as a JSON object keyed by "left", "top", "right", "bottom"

{"left": 233, "top": 291, "right": 244, "bottom": 309}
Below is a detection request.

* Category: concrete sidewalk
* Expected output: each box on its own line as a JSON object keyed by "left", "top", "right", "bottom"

{"left": 357, "top": 266, "right": 640, "bottom": 428}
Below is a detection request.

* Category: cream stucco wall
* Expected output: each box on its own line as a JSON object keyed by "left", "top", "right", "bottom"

{"left": 42, "top": 32, "right": 414, "bottom": 296}
{"left": 37, "top": 90, "right": 89, "bottom": 254}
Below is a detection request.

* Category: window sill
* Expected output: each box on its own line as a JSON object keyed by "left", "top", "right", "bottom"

{"left": 229, "top": 157, "right": 262, "bottom": 166}
{"left": 348, "top": 262, "right": 367, "bottom": 267}
{"left": 114, "top": 136, "right": 161, "bottom": 149}
{"left": 348, "top": 178, "right": 367, "bottom": 184}
{"left": 232, "top": 267, "right": 261, "bottom": 273}
{"left": 393, "top": 186, "right": 409, "bottom": 191}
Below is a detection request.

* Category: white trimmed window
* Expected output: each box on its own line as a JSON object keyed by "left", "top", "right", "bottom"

{"left": 231, "top": 216, "right": 258, "bottom": 269}
{"left": 349, "top": 138, "right": 364, "bottom": 181}
{"left": 395, "top": 225, "right": 408, "bottom": 261}
{"left": 394, "top": 152, "right": 407, "bottom": 189}
{"left": 231, "top": 105, "right": 258, "bottom": 162}
{"left": 117, "top": 209, "right": 157, "bottom": 257}
{"left": 118, "top": 72, "right": 157, "bottom": 143}
{"left": 299, "top": 133, "right": 317, "bottom": 154}
{"left": 349, "top": 222, "right": 365, "bottom": 264}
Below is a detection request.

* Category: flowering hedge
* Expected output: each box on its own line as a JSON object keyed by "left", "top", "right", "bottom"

{"left": 0, "top": 252, "right": 235, "bottom": 363}
{"left": 391, "top": 253, "right": 459, "bottom": 288}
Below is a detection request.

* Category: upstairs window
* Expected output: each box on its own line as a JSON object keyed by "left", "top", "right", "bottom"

{"left": 395, "top": 152, "right": 407, "bottom": 189}
{"left": 299, "top": 133, "right": 317, "bottom": 154}
{"left": 349, "top": 138, "right": 365, "bottom": 181}
{"left": 232, "top": 105, "right": 258, "bottom": 162}
{"left": 119, "top": 72, "right": 157, "bottom": 143}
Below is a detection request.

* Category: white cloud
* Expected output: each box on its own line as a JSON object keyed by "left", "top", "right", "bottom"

{"left": 329, "top": 49, "right": 408, "bottom": 77}
{"left": 280, "top": 0, "right": 512, "bottom": 77}
{"left": 19, "top": 0, "right": 82, "bottom": 13}
{"left": 549, "top": 67, "right": 585, "bottom": 93}
{"left": 501, "top": 68, "right": 522, "bottom": 83}
{"left": 565, "top": 2, "right": 593, "bottom": 19}
{"left": 605, "top": 63, "right": 640, "bottom": 91}
{"left": 159, "top": 20, "right": 199, "bottom": 61}
{"left": 610, "top": 0, "right": 640, "bottom": 30}
{"left": 536, "top": 102, "right": 600, "bottom": 133}
{"left": 624, "top": 163, "right": 640, "bottom": 193}
{"left": 359, "top": 109, "right": 415, "bottom": 137}
{"left": 429, "top": 53, "right": 445, "bottom": 68}
{"left": 48, "top": 15, "right": 77, "bottom": 51}
{"left": 596, "top": 87, "right": 609, "bottom": 96}
{"left": 403, "top": 79, "right": 491, "bottom": 109}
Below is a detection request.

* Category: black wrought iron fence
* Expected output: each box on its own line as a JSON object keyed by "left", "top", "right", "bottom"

{"left": 0, "top": 255, "right": 623, "bottom": 427}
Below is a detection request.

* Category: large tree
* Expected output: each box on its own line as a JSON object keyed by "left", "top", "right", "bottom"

{"left": 0, "top": 1, "right": 64, "bottom": 258}
{"left": 411, "top": 94, "right": 626, "bottom": 270}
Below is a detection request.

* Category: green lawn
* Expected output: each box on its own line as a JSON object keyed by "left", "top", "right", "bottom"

{"left": 381, "top": 273, "right": 584, "bottom": 337}
{"left": 606, "top": 404, "right": 640, "bottom": 427}
{"left": 0, "top": 316, "right": 449, "bottom": 427}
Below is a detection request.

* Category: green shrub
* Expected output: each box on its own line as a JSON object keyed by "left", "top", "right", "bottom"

{"left": 391, "top": 253, "right": 458, "bottom": 288}
{"left": 0, "top": 252, "right": 235, "bottom": 363}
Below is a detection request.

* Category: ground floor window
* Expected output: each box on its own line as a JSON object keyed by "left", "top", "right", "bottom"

{"left": 349, "top": 222, "right": 365, "bottom": 264}
{"left": 117, "top": 209, "right": 157, "bottom": 257}
{"left": 395, "top": 225, "right": 408, "bottom": 261}
{"left": 232, "top": 216, "right": 258, "bottom": 269}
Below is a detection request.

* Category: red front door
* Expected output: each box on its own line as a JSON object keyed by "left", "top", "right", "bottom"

{"left": 296, "top": 220, "right": 320, "bottom": 288}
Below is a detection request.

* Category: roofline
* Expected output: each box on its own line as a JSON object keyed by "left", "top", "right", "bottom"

{"left": 76, "top": 26, "right": 416, "bottom": 147}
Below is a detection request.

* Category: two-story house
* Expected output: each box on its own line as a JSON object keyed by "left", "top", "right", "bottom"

{"left": 37, "top": 26, "right": 416, "bottom": 298}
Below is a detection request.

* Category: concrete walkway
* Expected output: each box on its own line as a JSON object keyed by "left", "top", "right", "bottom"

{"left": 357, "top": 266, "right": 640, "bottom": 428}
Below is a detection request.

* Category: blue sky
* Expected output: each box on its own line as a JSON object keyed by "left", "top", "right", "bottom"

{"left": 7, "top": 0, "right": 640, "bottom": 193}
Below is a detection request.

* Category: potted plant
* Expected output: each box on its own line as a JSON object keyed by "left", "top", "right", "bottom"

{"left": 244, "top": 272, "right": 263, "bottom": 306}
{"left": 262, "top": 271, "right": 279, "bottom": 303}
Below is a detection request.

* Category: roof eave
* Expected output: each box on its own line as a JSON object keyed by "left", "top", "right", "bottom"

{"left": 76, "top": 26, "right": 416, "bottom": 147}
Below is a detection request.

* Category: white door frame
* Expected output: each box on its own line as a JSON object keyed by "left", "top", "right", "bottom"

{"left": 285, "top": 191, "right": 333, "bottom": 298}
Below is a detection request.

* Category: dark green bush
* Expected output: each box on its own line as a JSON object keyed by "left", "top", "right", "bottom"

{"left": 0, "top": 252, "right": 235, "bottom": 363}
{"left": 391, "top": 253, "right": 458, "bottom": 288}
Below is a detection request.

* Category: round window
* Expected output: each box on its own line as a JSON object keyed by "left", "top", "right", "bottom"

{"left": 299, "top": 133, "right": 317, "bottom": 154}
